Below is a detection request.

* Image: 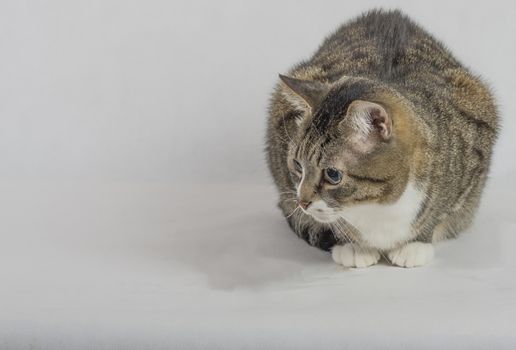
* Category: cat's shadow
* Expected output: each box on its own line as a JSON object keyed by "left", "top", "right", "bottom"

{"left": 145, "top": 209, "right": 333, "bottom": 290}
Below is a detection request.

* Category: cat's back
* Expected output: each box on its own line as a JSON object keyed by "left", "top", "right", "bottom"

{"left": 301, "top": 9, "right": 461, "bottom": 82}
{"left": 298, "top": 9, "right": 497, "bottom": 133}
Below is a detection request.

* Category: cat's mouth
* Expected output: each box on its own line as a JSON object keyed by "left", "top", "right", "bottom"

{"left": 298, "top": 199, "right": 340, "bottom": 223}
{"left": 302, "top": 205, "right": 339, "bottom": 223}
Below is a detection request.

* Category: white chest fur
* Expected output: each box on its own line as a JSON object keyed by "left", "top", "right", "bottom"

{"left": 336, "top": 182, "right": 424, "bottom": 250}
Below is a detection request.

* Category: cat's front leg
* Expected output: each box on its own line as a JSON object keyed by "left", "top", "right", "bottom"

{"left": 332, "top": 243, "right": 381, "bottom": 268}
{"left": 387, "top": 242, "right": 434, "bottom": 268}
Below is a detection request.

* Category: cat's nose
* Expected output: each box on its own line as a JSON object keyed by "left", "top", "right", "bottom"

{"left": 298, "top": 200, "right": 312, "bottom": 210}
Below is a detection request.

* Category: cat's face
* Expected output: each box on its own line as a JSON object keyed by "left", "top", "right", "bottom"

{"left": 287, "top": 137, "right": 407, "bottom": 223}
{"left": 281, "top": 76, "right": 413, "bottom": 223}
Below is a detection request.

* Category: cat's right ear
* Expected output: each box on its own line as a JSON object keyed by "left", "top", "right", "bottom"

{"left": 279, "top": 74, "right": 329, "bottom": 115}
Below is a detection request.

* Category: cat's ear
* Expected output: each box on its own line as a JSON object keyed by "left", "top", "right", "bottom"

{"left": 343, "top": 100, "right": 392, "bottom": 152}
{"left": 279, "top": 74, "right": 329, "bottom": 112}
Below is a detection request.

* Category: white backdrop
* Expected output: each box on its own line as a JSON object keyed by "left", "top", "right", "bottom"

{"left": 1, "top": 0, "right": 515, "bottom": 183}
{"left": 1, "top": 1, "right": 516, "bottom": 349}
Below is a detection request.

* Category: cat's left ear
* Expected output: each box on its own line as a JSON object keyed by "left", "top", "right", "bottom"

{"left": 343, "top": 100, "right": 392, "bottom": 152}
{"left": 279, "top": 74, "right": 329, "bottom": 113}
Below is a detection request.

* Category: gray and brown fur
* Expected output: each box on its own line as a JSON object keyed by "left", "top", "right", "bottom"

{"left": 265, "top": 9, "right": 499, "bottom": 251}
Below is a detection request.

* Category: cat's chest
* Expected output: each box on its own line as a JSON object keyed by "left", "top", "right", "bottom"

{"left": 337, "top": 183, "right": 423, "bottom": 250}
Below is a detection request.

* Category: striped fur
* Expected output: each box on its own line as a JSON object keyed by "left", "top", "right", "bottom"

{"left": 266, "top": 10, "right": 499, "bottom": 258}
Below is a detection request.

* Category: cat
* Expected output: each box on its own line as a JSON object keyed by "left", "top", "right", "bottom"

{"left": 265, "top": 9, "right": 499, "bottom": 268}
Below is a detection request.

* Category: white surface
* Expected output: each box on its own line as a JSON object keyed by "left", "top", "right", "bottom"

{"left": 1, "top": 0, "right": 516, "bottom": 348}
{"left": 0, "top": 179, "right": 515, "bottom": 349}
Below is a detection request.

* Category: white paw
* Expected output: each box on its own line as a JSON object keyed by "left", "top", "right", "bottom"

{"left": 332, "top": 243, "right": 380, "bottom": 268}
{"left": 388, "top": 242, "right": 434, "bottom": 268}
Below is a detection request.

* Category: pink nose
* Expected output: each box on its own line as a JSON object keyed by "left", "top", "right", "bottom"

{"left": 298, "top": 200, "right": 312, "bottom": 210}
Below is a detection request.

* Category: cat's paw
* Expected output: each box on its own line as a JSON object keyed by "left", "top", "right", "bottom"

{"left": 332, "top": 243, "right": 380, "bottom": 268}
{"left": 388, "top": 242, "right": 434, "bottom": 268}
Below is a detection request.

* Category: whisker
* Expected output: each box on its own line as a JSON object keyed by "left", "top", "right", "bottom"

{"left": 281, "top": 198, "right": 298, "bottom": 204}
{"left": 334, "top": 215, "right": 389, "bottom": 263}
{"left": 333, "top": 219, "right": 369, "bottom": 258}
{"left": 278, "top": 190, "right": 297, "bottom": 195}
{"left": 285, "top": 206, "right": 300, "bottom": 219}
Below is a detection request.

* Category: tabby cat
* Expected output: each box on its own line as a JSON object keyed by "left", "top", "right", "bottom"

{"left": 266, "top": 9, "right": 498, "bottom": 268}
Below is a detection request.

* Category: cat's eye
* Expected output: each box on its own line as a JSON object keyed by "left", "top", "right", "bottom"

{"left": 324, "top": 168, "right": 342, "bottom": 184}
{"left": 293, "top": 159, "right": 303, "bottom": 173}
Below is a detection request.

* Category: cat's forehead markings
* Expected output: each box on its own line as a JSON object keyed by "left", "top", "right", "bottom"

{"left": 307, "top": 138, "right": 319, "bottom": 161}
{"left": 315, "top": 148, "right": 324, "bottom": 166}
{"left": 294, "top": 145, "right": 300, "bottom": 159}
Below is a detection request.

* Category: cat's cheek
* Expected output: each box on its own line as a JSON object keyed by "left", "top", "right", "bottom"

{"left": 289, "top": 172, "right": 301, "bottom": 186}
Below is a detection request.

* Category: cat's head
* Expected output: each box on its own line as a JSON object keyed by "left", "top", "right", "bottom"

{"left": 279, "top": 74, "right": 420, "bottom": 223}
